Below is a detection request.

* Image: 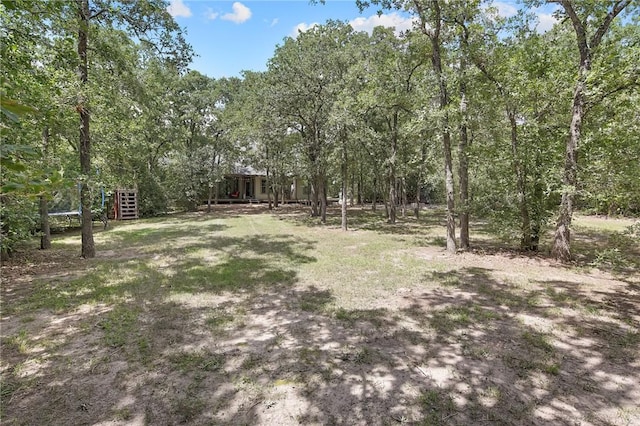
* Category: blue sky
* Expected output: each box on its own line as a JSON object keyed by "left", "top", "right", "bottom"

{"left": 166, "top": 0, "right": 559, "bottom": 79}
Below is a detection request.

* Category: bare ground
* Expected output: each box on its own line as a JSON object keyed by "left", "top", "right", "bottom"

{"left": 1, "top": 207, "right": 639, "bottom": 425}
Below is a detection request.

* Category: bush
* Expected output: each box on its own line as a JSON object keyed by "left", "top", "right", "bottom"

{"left": 0, "top": 195, "right": 38, "bottom": 260}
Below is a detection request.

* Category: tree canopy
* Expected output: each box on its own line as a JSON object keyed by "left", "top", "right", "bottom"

{"left": 1, "top": 0, "right": 638, "bottom": 261}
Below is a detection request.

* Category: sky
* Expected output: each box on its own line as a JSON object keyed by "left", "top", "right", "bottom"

{"left": 165, "top": 0, "right": 560, "bottom": 79}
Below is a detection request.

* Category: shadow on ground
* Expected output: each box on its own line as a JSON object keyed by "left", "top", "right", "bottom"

{"left": 1, "top": 212, "right": 639, "bottom": 425}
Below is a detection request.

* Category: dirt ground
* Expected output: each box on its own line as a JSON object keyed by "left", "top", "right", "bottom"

{"left": 1, "top": 207, "right": 639, "bottom": 425}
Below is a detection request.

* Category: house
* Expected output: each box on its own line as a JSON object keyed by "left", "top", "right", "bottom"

{"left": 217, "top": 166, "right": 307, "bottom": 203}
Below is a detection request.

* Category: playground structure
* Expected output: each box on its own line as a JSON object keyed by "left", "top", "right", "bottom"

{"left": 48, "top": 187, "right": 138, "bottom": 227}
{"left": 112, "top": 189, "right": 138, "bottom": 220}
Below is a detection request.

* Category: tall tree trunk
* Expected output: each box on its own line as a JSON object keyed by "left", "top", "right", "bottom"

{"left": 415, "top": 142, "right": 426, "bottom": 219}
{"left": 39, "top": 196, "right": 51, "bottom": 250}
{"left": 310, "top": 180, "right": 318, "bottom": 216}
{"left": 531, "top": 149, "right": 544, "bottom": 251}
{"left": 458, "top": 60, "right": 470, "bottom": 250}
{"left": 422, "top": 0, "right": 456, "bottom": 252}
{"left": 357, "top": 168, "right": 363, "bottom": 205}
{"left": 372, "top": 175, "right": 378, "bottom": 212}
{"left": 40, "top": 127, "right": 51, "bottom": 250}
{"left": 320, "top": 174, "right": 327, "bottom": 224}
{"left": 552, "top": 71, "right": 585, "bottom": 260}
{"left": 400, "top": 177, "right": 407, "bottom": 218}
{"left": 341, "top": 138, "right": 348, "bottom": 231}
{"left": 207, "top": 185, "right": 213, "bottom": 213}
{"left": 266, "top": 167, "right": 273, "bottom": 210}
{"left": 77, "top": 0, "right": 95, "bottom": 258}
{"left": 509, "top": 112, "right": 532, "bottom": 250}
{"left": 388, "top": 113, "right": 398, "bottom": 224}
{"left": 551, "top": 0, "right": 629, "bottom": 260}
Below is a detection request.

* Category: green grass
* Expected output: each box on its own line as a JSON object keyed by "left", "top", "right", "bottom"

{"left": 1, "top": 208, "right": 638, "bottom": 426}
{"left": 169, "top": 350, "right": 225, "bottom": 373}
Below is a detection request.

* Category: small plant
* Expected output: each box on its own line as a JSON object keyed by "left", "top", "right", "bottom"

{"left": 544, "top": 363, "right": 560, "bottom": 375}
{"left": 7, "top": 329, "right": 30, "bottom": 354}
{"left": 419, "top": 389, "right": 455, "bottom": 424}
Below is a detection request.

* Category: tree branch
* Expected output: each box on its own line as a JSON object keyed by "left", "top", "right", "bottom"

{"left": 89, "top": 8, "right": 107, "bottom": 20}
{"left": 590, "top": 0, "right": 631, "bottom": 50}
{"left": 560, "top": 0, "right": 589, "bottom": 61}
{"left": 586, "top": 76, "right": 639, "bottom": 112}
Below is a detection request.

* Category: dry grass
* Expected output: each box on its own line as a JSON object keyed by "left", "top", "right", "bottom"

{"left": 1, "top": 205, "right": 639, "bottom": 425}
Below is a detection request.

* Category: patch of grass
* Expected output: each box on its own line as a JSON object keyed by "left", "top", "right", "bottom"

{"left": 419, "top": 389, "right": 456, "bottom": 425}
{"left": 354, "top": 346, "right": 374, "bottom": 364}
{"left": 462, "top": 343, "right": 490, "bottom": 360}
{"left": 137, "top": 337, "right": 152, "bottom": 364}
{"left": 171, "top": 258, "right": 298, "bottom": 294}
{"left": 429, "top": 304, "right": 500, "bottom": 332}
{"left": 113, "top": 407, "right": 133, "bottom": 421}
{"left": 98, "top": 306, "right": 140, "bottom": 348}
{"left": 274, "top": 378, "right": 298, "bottom": 386}
{"left": 205, "top": 311, "right": 235, "bottom": 329}
{"left": 296, "top": 290, "right": 334, "bottom": 313}
{"left": 6, "top": 329, "right": 30, "bottom": 354}
{"left": 334, "top": 308, "right": 387, "bottom": 328}
{"left": 429, "top": 271, "right": 462, "bottom": 288}
{"left": 544, "top": 363, "right": 561, "bottom": 375}
{"left": 173, "top": 396, "right": 205, "bottom": 423}
{"left": 502, "top": 353, "right": 538, "bottom": 375}
{"left": 298, "top": 347, "right": 322, "bottom": 365}
{"left": 169, "top": 350, "right": 225, "bottom": 373}
{"left": 521, "top": 331, "right": 554, "bottom": 353}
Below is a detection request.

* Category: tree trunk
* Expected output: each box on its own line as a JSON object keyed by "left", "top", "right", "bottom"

{"left": 388, "top": 113, "right": 398, "bottom": 224}
{"left": 77, "top": 0, "right": 95, "bottom": 258}
{"left": 372, "top": 175, "right": 378, "bottom": 212}
{"left": 552, "top": 68, "right": 585, "bottom": 261}
{"left": 400, "top": 177, "right": 407, "bottom": 217}
{"left": 310, "top": 179, "right": 318, "bottom": 216}
{"left": 531, "top": 149, "right": 544, "bottom": 251}
{"left": 39, "top": 196, "right": 51, "bottom": 250}
{"left": 415, "top": 143, "right": 426, "bottom": 219}
{"left": 341, "top": 140, "right": 348, "bottom": 231}
{"left": 458, "top": 61, "right": 470, "bottom": 250}
{"left": 509, "top": 112, "right": 532, "bottom": 250}
{"left": 426, "top": 7, "right": 456, "bottom": 252}
{"left": 357, "top": 168, "right": 363, "bottom": 205}
{"left": 320, "top": 174, "right": 327, "bottom": 224}
{"left": 40, "top": 127, "right": 51, "bottom": 250}
{"left": 266, "top": 167, "right": 273, "bottom": 210}
{"left": 550, "top": 0, "right": 629, "bottom": 260}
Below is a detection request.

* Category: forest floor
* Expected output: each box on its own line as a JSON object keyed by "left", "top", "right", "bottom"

{"left": 1, "top": 205, "right": 639, "bottom": 425}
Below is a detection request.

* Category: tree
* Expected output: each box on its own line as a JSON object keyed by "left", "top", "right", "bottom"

{"left": 268, "top": 22, "right": 357, "bottom": 223}
{"left": 70, "top": 0, "right": 191, "bottom": 257}
{"left": 544, "top": 0, "right": 633, "bottom": 261}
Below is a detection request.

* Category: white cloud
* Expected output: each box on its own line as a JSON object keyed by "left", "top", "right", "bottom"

{"left": 221, "top": 2, "right": 252, "bottom": 24}
{"left": 270, "top": 18, "right": 279, "bottom": 27}
{"left": 536, "top": 11, "right": 559, "bottom": 33}
{"left": 205, "top": 8, "right": 219, "bottom": 20}
{"left": 166, "top": 0, "right": 191, "bottom": 18}
{"left": 349, "top": 12, "right": 415, "bottom": 35}
{"left": 290, "top": 22, "right": 319, "bottom": 37}
{"left": 493, "top": 1, "right": 518, "bottom": 18}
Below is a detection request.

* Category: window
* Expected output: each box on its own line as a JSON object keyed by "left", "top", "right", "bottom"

{"left": 261, "top": 179, "right": 267, "bottom": 194}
